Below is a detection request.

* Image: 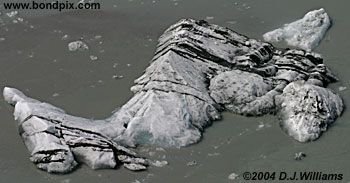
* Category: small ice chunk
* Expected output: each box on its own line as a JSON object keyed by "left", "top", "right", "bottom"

{"left": 263, "top": 8, "right": 331, "bottom": 50}
{"left": 207, "top": 152, "right": 220, "bottom": 156}
{"left": 6, "top": 11, "right": 18, "bottom": 18}
{"left": 62, "top": 34, "right": 69, "bottom": 40}
{"left": 294, "top": 152, "right": 306, "bottom": 160}
{"left": 186, "top": 160, "right": 197, "bottom": 166}
{"left": 28, "top": 52, "right": 34, "bottom": 58}
{"left": 339, "top": 86, "right": 347, "bottom": 91}
{"left": 228, "top": 172, "right": 238, "bottom": 180}
{"left": 68, "top": 41, "right": 89, "bottom": 51}
{"left": 151, "top": 160, "right": 168, "bottom": 167}
{"left": 256, "top": 121, "right": 266, "bottom": 131}
{"left": 53, "top": 29, "right": 62, "bottom": 33}
{"left": 112, "top": 75, "right": 124, "bottom": 79}
{"left": 94, "top": 35, "right": 102, "bottom": 39}
{"left": 90, "top": 55, "right": 98, "bottom": 61}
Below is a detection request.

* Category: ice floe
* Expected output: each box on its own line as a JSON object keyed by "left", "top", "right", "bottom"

{"left": 263, "top": 8, "right": 331, "bottom": 50}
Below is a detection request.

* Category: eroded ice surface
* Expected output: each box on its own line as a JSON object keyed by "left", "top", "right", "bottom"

{"left": 3, "top": 87, "right": 149, "bottom": 173}
{"left": 276, "top": 81, "right": 343, "bottom": 142}
{"left": 3, "top": 19, "right": 343, "bottom": 173}
{"left": 263, "top": 8, "right": 331, "bottom": 50}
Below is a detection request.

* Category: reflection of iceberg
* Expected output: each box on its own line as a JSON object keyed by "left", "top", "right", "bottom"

{"left": 3, "top": 18, "right": 343, "bottom": 173}
{"left": 263, "top": 8, "right": 331, "bottom": 50}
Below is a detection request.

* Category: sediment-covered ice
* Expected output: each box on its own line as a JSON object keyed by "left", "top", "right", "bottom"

{"left": 3, "top": 18, "right": 343, "bottom": 173}
{"left": 263, "top": 8, "right": 331, "bottom": 50}
{"left": 276, "top": 81, "right": 343, "bottom": 142}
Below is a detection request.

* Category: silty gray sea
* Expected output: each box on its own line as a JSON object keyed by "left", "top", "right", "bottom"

{"left": 0, "top": 0, "right": 349, "bottom": 182}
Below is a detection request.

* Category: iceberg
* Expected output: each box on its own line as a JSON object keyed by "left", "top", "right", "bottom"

{"left": 263, "top": 8, "right": 331, "bottom": 50}
{"left": 3, "top": 19, "right": 343, "bottom": 173}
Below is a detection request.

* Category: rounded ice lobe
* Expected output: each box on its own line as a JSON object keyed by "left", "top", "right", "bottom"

{"left": 277, "top": 81, "right": 343, "bottom": 142}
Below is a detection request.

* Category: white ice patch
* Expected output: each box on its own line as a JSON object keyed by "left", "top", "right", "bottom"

{"left": 263, "top": 8, "right": 331, "bottom": 50}
{"left": 6, "top": 11, "right": 18, "bottom": 18}
{"left": 68, "top": 40, "right": 89, "bottom": 51}
{"left": 151, "top": 160, "right": 168, "bottom": 167}
{"left": 228, "top": 172, "right": 238, "bottom": 180}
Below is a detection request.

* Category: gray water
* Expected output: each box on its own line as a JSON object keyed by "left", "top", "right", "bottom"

{"left": 1, "top": 0, "right": 350, "bottom": 182}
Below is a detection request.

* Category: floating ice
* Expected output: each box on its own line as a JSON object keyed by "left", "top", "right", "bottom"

{"left": 90, "top": 55, "right": 98, "bottom": 61}
{"left": 263, "top": 8, "right": 331, "bottom": 50}
{"left": 151, "top": 160, "right": 168, "bottom": 167}
{"left": 228, "top": 172, "right": 239, "bottom": 180}
{"left": 294, "top": 152, "right": 306, "bottom": 160}
{"left": 94, "top": 35, "right": 102, "bottom": 39}
{"left": 186, "top": 160, "right": 197, "bottom": 166}
{"left": 68, "top": 40, "right": 89, "bottom": 51}
{"left": 3, "top": 19, "right": 343, "bottom": 174}
{"left": 62, "top": 34, "right": 69, "bottom": 40}
{"left": 112, "top": 75, "right": 124, "bottom": 79}
{"left": 6, "top": 11, "right": 18, "bottom": 18}
{"left": 339, "top": 86, "right": 347, "bottom": 91}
